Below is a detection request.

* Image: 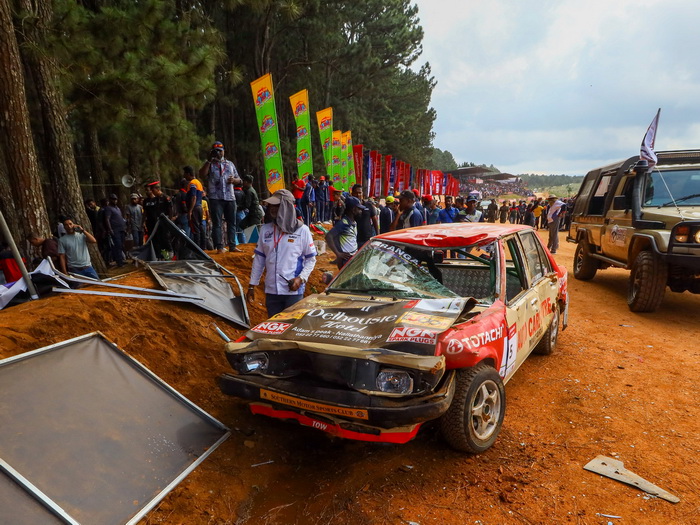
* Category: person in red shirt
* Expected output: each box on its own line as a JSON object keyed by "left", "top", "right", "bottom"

{"left": 291, "top": 173, "right": 306, "bottom": 204}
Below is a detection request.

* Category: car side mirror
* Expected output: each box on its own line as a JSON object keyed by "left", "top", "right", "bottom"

{"left": 612, "top": 195, "right": 628, "bottom": 210}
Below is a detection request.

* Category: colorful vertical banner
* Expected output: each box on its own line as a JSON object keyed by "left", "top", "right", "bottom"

{"left": 375, "top": 153, "right": 382, "bottom": 197}
{"left": 289, "top": 90, "right": 313, "bottom": 181}
{"left": 250, "top": 73, "right": 284, "bottom": 193}
{"left": 316, "top": 107, "right": 333, "bottom": 173}
{"left": 345, "top": 132, "right": 356, "bottom": 187}
{"left": 340, "top": 132, "right": 349, "bottom": 190}
{"left": 353, "top": 144, "right": 364, "bottom": 188}
{"left": 389, "top": 158, "right": 396, "bottom": 195}
{"left": 331, "top": 130, "right": 342, "bottom": 187}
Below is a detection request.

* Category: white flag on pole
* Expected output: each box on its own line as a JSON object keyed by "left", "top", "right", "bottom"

{"left": 640, "top": 108, "right": 661, "bottom": 168}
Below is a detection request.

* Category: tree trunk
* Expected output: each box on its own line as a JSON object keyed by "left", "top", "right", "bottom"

{"left": 85, "top": 121, "right": 106, "bottom": 200}
{"left": 0, "top": 0, "right": 50, "bottom": 247}
{"left": 15, "top": 0, "right": 106, "bottom": 275}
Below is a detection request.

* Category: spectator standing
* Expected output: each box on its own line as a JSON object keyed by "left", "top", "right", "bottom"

{"left": 184, "top": 165, "right": 206, "bottom": 249}
{"left": 239, "top": 175, "right": 263, "bottom": 234}
{"left": 508, "top": 201, "right": 518, "bottom": 224}
{"left": 125, "top": 193, "right": 144, "bottom": 247}
{"left": 379, "top": 196, "right": 396, "bottom": 234}
{"left": 546, "top": 195, "right": 565, "bottom": 254}
{"left": 316, "top": 176, "right": 329, "bottom": 222}
{"left": 462, "top": 196, "right": 484, "bottom": 223}
{"left": 246, "top": 189, "right": 317, "bottom": 317}
{"left": 326, "top": 196, "right": 366, "bottom": 270}
{"left": 351, "top": 184, "right": 378, "bottom": 246}
{"left": 412, "top": 189, "right": 426, "bottom": 225}
{"left": 391, "top": 190, "right": 423, "bottom": 230}
{"left": 174, "top": 178, "right": 191, "bottom": 236}
{"left": 291, "top": 172, "right": 306, "bottom": 210}
{"left": 487, "top": 199, "right": 498, "bottom": 223}
{"left": 57, "top": 217, "right": 99, "bottom": 279}
{"left": 425, "top": 196, "right": 440, "bottom": 225}
{"left": 201, "top": 192, "right": 213, "bottom": 250}
{"left": 300, "top": 175, "right": 316, "bottom": 225}
{"left": 103, "top": 194, "right": 127, "bottom": 267}
{"left": 199, "top": 141, "right": 240, "bottom": 254}
{"left": 438, "top": 195, "right": 457, "bottom": 223}
{"left": 498, "top": 201, "right": 509, "bottom": 223}
{"left": 143, "top": 182, "right": 173, "bottom": 259}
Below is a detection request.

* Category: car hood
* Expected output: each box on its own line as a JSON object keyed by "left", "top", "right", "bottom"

{"left": 642, "top": 206, "right": 700, "bottom": 222}
{"left": 245, "top": 293, "right": 476, "bottom": 356}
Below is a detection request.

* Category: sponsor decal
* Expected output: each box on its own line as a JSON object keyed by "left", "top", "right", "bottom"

{"left": 400, "top": 311, "right": 453, "bottom": 330}
{"left": 255, "top": 87, "right": 272, "bottom": 107}
{"left": 610, "top": 225, "right": 627, "bottom": 246}
{"left": 260, "top": 115, "right": 275, "bottom": 133}
{"left": 445, "top": 338, "right": 464, "bottom": 354}
{"left": 387, "top": 326, "right": 438, "bottom": 345}
{"left": 260, "top": 389, "right": 369, "bottom": 419}
{"left": 267, "top": 169, "right": 282, "bottom": 186}
{"left": 294, "top": 101, "right": 307, "bottom": 116}
{"left": 252, "top": 321, "right": 291, "bottom": 335}
{"left": 517, "top": 297, "right": 553, "bottom": 349}
{"left": 264, "top": 142, "right": 279, "bottom": 159}
{"left": 411, "top": 298, "right": 466, "bottom": 314}
{"left": 374, "top": 242, "right": 430, "bottom": 273}
{"left": 305, "top": 308, "right": 398, "bottom": 333}
{"left": 450, "top": 325, "right": 505, "bottom": 352}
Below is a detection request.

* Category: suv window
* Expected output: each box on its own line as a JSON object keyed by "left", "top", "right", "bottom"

{"left": 644, "top": 168, "right": 700, "bottom": 206}
{"left": 504, "top": 237, "right": 527, "bottom": 302}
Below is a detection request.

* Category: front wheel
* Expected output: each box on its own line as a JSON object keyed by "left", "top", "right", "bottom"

{"left": 628, "top": 250, "right": 667, "bottom": 312}
{"left": 573, "top": 239, "right": 599, "bottom": 280}
{"left": 439, "top": 363, "right": 506, "bottom": 453}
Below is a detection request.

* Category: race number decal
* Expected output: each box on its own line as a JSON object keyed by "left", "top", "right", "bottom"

{"left": 499, "top": 323, "right": 518, "bottom": 378}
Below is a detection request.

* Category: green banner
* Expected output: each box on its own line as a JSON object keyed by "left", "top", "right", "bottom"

{"left": 290, "top": 90, "right": 313, "bottom": 181}
{"left": 316, "top": 107, "right": 333, "bottom": 175}
{"left": 345, "top": 131, "right": 356, "bottom": 188}
{"left": 250, "top": 73, "right": 285, "bottom": 192}
{"left": 331, "top": 130, "right": 342, "bottom": 188}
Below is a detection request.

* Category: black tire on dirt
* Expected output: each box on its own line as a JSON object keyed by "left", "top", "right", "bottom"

{"left": 534, "top": 303, "right": 560, "bottom": 355}
{"left": 627, "top": 250, "right": 667, "bottom": 312}
{"left": 573, "top": 239, "right": 599, "bottom": 280}
{"left": 439, "top": 363, "right": 505, "bottom": 453}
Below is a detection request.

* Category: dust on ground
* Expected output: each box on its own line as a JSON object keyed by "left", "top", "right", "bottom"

{"left": 1, "top": 230, "right": 699, "bottom": 525}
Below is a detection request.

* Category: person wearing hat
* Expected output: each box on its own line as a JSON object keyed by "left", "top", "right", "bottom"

{"left": 199, "top": 141, "right": 241, "bottom": 253}
{"left": 247, "top": 189, "right": 317, "bottom": 316}
{"left": 103, "top": 193, "right": 127, "bottom": 267}
{"left": 125, "top": 192, "right": 144, "bottom": 248}
{"left": 546, "top": 195, "right": 565, "bottom": 254}
{"left": 143, "top": 181, "right": 173, "bottom": 259}
{"left": 379, "top": 195, "right": 396, "bottom": 234}
{"left": 316, "top": 176, "right": 329, "bottom": 222}
{"left": 326, "top": 195, "right": 366, "bottom": 269}
{"left": 424, "top": 195, "right": 441, "bottom": 225}
{"left": 391, "top": 190, "right": 423, "bottom": 230}
{"left": 461, "top": 196, "right": 484, "bottom": 223}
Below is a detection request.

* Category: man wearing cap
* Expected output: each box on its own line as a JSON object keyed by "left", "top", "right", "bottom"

{"left": 326, "top": 195, "right": 366, "bottom": 269}
{"left": 379, "top": 195, "right": 396, "bottom": 234}
{"left": 143, "top": 181, "right": 173, "bottom": 259}
{"left": 546, "top": 195, "right": 565, "bottom": 254}
{"left": 103, "top": 193, "right": 127, "bottom": 267}
{"left": 125, "top": 193, "right": 144, "bottom": 248}
{"left": 461, "top": 196, "right": 485, "bottom": 223}
{"left": 199, "top": 141, "right": 241, "bottom": 253}
{"left": 316, "top": 176, "right": 329, "bottom": 222}
{"left": 391, "top": 190, "right": 423, "bottom": 230}
{"left": 247, "top": 189, "right": 317, "bottom": 317}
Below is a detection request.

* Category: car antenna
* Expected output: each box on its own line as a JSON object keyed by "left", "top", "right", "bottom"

{"left": 655, "top": 166, "right": 687, "bottom": 220}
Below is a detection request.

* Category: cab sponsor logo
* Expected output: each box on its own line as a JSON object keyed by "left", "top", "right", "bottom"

{"left": 252, "top": 321, "right": 291, "bottom": 335}
{"left": 400, "top": 311, "right": 453, "bottom": 330}
{"left": 449, "top": 325, "right": 505, "bottom": 353}
{"left": 306, "top": 308, "right": 398, "bottom": 333}
{"left": 387, "top": 327, "right": 438, "bottom": 345}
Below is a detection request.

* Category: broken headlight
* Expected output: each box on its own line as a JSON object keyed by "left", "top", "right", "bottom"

{"left": 241, "top": 352, "right": 269, "bottom": 373}
{"left": 376, "top": 369, "right": 414, "bottom": 394}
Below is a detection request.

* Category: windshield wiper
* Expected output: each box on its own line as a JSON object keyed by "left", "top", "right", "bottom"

{"left": 661, "top": 193, "right": 700, "bottom": 206}
{"left": 327, "top": 287, "right": 394, "bottom": 295}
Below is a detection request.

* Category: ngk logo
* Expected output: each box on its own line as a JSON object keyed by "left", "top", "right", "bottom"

{"left": 387, "top": 327, "right": 438, "bottom": 345}
{"left": 252, "top": 322, "right": 291, "bottom": 335}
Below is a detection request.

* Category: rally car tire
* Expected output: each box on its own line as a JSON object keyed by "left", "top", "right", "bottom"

{"left": 534, "top": 303, "right": 560, "bottom": 355}
{"left": 573, "top": 239, "right": 599, "bottom": 281}
{"left": 627, "top": 250, "right": 667, "bottom": 313}
{"left": 439, "top": 363, "right": 505, "bottom": 454}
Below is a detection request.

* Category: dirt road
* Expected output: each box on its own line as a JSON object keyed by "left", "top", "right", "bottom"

{"left": 1, "top": 230, "right": 699, "bottom": 524}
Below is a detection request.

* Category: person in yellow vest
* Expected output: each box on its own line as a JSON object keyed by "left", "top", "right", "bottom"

{"left": 184, "top": 165, "right": 206, "bottom": 249}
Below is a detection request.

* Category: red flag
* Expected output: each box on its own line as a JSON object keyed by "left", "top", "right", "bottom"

{"left": 353, "top": 144, "right": 364, "bottom": 185}
{"left": 640, "top": 108, "right": 661, "bottom": 169}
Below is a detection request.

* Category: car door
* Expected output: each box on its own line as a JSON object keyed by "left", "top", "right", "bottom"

{"left": 499, "top": 235, "right": 537, "bottom": 382}
{"left": 600, "top": 174, "right": 634, "bottom": 261}
{"left": 517, "top": 230, "right": 559, "bottom": 353}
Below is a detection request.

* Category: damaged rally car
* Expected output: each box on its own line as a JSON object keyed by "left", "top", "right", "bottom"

{"left": 219, "top": 223, "right": 568, "bottom": 452}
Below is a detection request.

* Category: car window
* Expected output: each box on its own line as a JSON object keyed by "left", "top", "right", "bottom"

{"left": 503, "top": 237, "right": 527, "bottom": 302}
{"left": 519, "top": 231, "right": 549, "bottom": 283}
{"left": 644, "top": 168, "right": 700, "bottom": 206}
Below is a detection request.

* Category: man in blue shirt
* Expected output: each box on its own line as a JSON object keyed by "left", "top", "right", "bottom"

{"left": 301, "top": 175, "right": 316, "bottom": 225}
{"left": 391, "top": 190, "right": 423, "bottom": 230}
{"left": 326, "top": 196, "right": 366, "bottom": 269}
{"left": 438, "top": 195, "right": 458, "bottom": 223}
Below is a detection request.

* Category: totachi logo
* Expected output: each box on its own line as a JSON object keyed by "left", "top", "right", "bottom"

{"left": 387, "top": 327, "right": 438, "bottom": 345}
{"left": 252, "top": 322, "right": 291, "bottom": 335}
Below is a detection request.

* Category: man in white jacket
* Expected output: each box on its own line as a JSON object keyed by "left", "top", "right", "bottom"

{"left": 546, "top": 195, "right": 565, "bottom": 254}
{"left": 247, "top": 189, "right": 317, "bottom": 316}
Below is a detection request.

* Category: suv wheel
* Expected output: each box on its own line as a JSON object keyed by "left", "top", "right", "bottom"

{"left": 534, "top": 304, "right": 560, "bottom": 355}
{"left": 574, "top": 239, "right": 599, "bottom": 280}
{"left": 628, "top": 250, "right": 667, "bottom": 312}
{"left": 439, "top": 363, "right": 505, "bottom": 453}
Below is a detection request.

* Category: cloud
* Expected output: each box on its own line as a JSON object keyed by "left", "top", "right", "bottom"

{"left": 413, "top": 0, "right": 700, "bottom": 174}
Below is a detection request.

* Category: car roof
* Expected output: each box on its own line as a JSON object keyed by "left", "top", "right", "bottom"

{"left": 373, "top": 223, "right": 533, "bottom": 248}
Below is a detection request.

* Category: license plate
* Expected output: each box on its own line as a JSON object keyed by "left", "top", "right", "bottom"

{"left": 259, "top": 389, "right": 369, "bottom": 420}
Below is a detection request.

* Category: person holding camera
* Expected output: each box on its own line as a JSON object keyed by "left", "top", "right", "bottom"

{"left": 198, "top": 140, "right": 241, "bottom": 254}
{"left": 57, "top": 216, "right": 99, "bottom": 279}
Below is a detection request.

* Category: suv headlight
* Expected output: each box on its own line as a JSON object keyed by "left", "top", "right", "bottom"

{"left": 376, "top": 369, "right": 414, "bottom": 394}
{"left": 241, "top": 352, "right": 269, "bottom": 373}
{"left": 674, "top": 225, "right": 690, "bottom": 243}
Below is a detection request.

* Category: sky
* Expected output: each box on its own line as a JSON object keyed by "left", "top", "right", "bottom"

{"left": 412, "top": 0, "right": 700, "bottom": 175}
